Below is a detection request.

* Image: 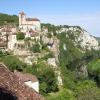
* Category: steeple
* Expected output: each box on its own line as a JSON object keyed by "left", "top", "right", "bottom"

{"left": 19, "top": 12, "right": 26, "bottom": 25}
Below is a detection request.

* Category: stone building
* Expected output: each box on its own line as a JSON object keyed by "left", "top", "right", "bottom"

{"left": 19, "top": 12, "right": 41, "bottom": 33}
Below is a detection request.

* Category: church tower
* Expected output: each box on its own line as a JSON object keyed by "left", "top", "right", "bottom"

{"left": 19, "top": 12, "right": 26, "bottom": 25}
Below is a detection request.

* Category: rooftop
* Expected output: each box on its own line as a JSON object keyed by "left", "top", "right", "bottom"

{"left": 14, "top": 71, "right": 38, "bottom": 83}
{"left": 0, "top": 63, "right": 44, "bottom": 100}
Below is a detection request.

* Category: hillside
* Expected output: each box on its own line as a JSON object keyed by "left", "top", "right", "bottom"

{"left": 0, "top": 13, "right": 18, "bottom": 26}
{"left": 0, "top": 15, "right": 100, "bottom": 100}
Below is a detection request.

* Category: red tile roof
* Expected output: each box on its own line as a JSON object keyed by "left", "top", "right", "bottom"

{"left": 26, "top": 18, "right": 40, "bottom": 21}
{"left": 14, "top": 71, "right": 38, "bottom": 83}
{"left": 19, "top": 12, "right": 25, "bottom": 15}
{"left": 0, "top": 63, "right": 44, "bottom": 100}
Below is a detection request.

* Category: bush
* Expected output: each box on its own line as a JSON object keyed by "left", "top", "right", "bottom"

{"left": 1, "top": 55, "right": 26, "bottom": 71}
{"left": 39, "top": 67, "right": 58, "bottom": 94}
{"left": 88, "top": 59, "right": 100, "bottom": 84}
{"left": 46, "top": 89, "right": 75, "bottom": 100}
{"left": 32, "top": 62, "right": 58, "bottom": 95}
{"left": 75, "top": 80, "right": 100, "bottom": 100}
{"left": 41, "top": 52, "right": 54, "bottom": 60}
{"left": 30, "top": 43, "right": 41, "bottom": 53}
{"left": 16, "top": 32, "right": 25, "bottom": 40}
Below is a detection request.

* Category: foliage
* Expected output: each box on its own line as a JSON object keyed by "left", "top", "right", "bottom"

{"left": 41, "top": 23, "right": 60, "bottom": 36}
{"left": 58, "top": 32, "right": 83, "bottom": 77}
{"left": 31, "top": 62, "right": 58, "bottom": 95}
{"left": 30, "top": 43, "right": 41, "bottom": 53}
{"left": 57, "top": 31, "right": 100, "bottom": 91}
{"left": 75, "top": 80, "right": 100, "bottom": 100}
{"left": 16, "top": 32, "right": 25, "bottom": 40}
{"left": 41, "top": 52, "right": 54, "bottom": 60}
{"left": 1, "top": 55, "right": 26, "bottom": 71}
{"left": 88, "top": 59, "right": 100, "bottom": 84}
{"left": 0, "top": 13, "right": 18, "bottom": 26}
{"left": 0, "top": 50, "right": 8, "bottom": 57}
{"left": 46, "top": 89, "right": 75, "bottom": 100}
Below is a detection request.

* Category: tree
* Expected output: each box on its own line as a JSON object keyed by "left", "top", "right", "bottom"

{"left": 1, "top": 55, "right": 26, "bottom": 71}
{"left": 75, "top": 80, "right": 100, "bottom": 100}
{"left": 46, "top": 89, "right": 75, "bottom": 100}
{"left": 30, "top": 43, "right": 40, "bottom": 53}
{"left": 32, "top": 62, "right": 58, "bottom": 95}
{"left": 16, "top": 32, "right": 25, "bottom": 40}
{"left": 39, "top": 67, "right": 58, "bottom": 94}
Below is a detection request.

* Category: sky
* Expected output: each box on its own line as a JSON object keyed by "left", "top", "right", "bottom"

{"left": 0, "top": 0, "right": 100, "bottom": 37}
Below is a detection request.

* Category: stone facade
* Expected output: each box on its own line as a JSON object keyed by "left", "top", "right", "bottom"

{"left": 19, "top": 12, "right": 41, "bottom": 32}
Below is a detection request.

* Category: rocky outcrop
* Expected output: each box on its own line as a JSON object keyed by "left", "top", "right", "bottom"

{"left": 76, "top": 30, "right": 99, "bottom": 50}
{"left": 0, "top": 63, "right": 44, "bottom": 100}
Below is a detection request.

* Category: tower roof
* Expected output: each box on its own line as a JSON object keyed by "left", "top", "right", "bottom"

{"left": 26, "top": 18, "right": 40, "bottom": 21}
{"left": 19, "top": 12, "right": 25, "bottom": 15}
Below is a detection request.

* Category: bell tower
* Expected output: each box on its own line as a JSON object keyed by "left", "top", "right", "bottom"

{"left": 19, "top": 12, "right": 26, "bottom": 25}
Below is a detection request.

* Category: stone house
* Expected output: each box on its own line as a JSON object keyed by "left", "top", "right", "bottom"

{"left": 0, "top": 27, "right": 17, "bottom": 50}
{"left": 19, "top": 12, "right": 41, "bottom": 40}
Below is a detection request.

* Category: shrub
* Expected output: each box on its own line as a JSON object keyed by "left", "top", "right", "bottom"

{"left": 1, "top": 55, "right": 26, "bottom": 71}
{"left": 88, "top": 59, "right": 100, "bottom": 84}
{"left": 16, "top": 32, "right": 25, "bottom": 40}
{"left": 32, "top": 62, "right": 58, "bottom": 95}
{"left": 46, "top": 89, "right": 75, "bottom": 100}
{"left": 75, "top": 80, "right": 100, "bottom": 100}
{"left": 30, "top": 43, "right": 41, "bottom": 53}
{"left": 41, "top": 52, "right": 54, "bottom": 60}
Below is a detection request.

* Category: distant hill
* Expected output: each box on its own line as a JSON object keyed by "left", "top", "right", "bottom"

{"left": 0, "top": 13, "right": 18, "bottom": 26}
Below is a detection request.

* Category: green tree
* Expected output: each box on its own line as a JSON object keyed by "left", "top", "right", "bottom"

{"left": 30, "top": 43, "right": 41, "bottom": 53}
{"left": 46, "top": 89, "right": 75, "bottom": 100}
{"left": 16, "top": 32, "right": 25, "bottom": 40}
{"left": 1, "top": 55, "right": 26, "bottom": 71}
{"left": 32, "top": 62, "right": 58, "bottom": 95}
{"left": 75, "top": 80, "right": 100, "bottom": 100}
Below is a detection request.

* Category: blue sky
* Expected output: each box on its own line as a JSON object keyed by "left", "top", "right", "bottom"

{"left": 0, "top": 0, "right": 100, "bottom": 37}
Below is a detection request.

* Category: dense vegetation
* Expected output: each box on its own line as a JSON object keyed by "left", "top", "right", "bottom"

{"left": 0, "top": 13, "right": 18, "bottom": 26}
{"left": 16, "top": 32, "right": 25, "bottom": 40}
{"left": 56, "top": 30, "right": 100, "bottom": 100}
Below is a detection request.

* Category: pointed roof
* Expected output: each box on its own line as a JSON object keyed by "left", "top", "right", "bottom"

{"left": 19, "top": 12, "right": 25, "bottom": 15}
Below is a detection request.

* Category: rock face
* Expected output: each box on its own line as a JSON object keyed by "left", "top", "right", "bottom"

{"left": 77, "top": 30, "right": 99, "bottom": 50}
{"left": 0, "top": 63, "right": 44, "bottom": 100}
{"left": 56, "top": 26, "right": 99, "bottom": 50}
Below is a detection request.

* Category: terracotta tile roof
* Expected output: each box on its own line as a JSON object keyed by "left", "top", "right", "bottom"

{"left": 14, "top": 71, "right": 38, "bottom": 83}
{"left": 1, "top": 28, "right": 12, "bottom": 32}
{"left": 26, "top": 18, "right": 40, "bottom": 21}
{"left": 0, "top": 63, "right": 44, "bottom": 100}
{"left": 0, "top": 42, "right": 7, "bottom": 47}
{"left": 31, "top": 32, "right": 39, "bottom": 37}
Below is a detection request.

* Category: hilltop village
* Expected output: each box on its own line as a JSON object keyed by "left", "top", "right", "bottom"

{"left": 0, "top": 12, "right": 41, "bottom": 50}
{"left": 0, "top": 12, "right": 100, "bottom": 100}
